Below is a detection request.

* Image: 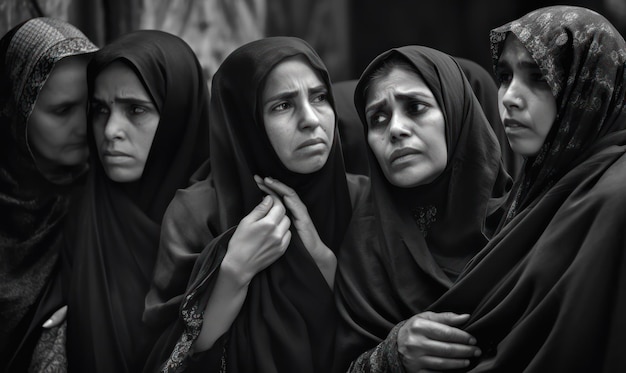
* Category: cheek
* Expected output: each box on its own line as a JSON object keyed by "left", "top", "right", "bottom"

{"left": 367, "top": 132, "right": 387, "bottom": 164}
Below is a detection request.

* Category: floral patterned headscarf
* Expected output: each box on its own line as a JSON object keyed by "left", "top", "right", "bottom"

{"left": 490, "top": 6, "right": 626, "bottom": 222}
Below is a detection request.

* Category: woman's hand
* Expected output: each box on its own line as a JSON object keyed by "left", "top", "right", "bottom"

{"left": 42, "top": 305, "right": 67, "bottom": 328}
{"left": 398, "top": 312, "right": 481, "bottom": 372}
{"left": 254, "top": 175, "right": 336, "bottom": 287}
{"left": 223, "top": 195, "right": 291, "bottom": 286}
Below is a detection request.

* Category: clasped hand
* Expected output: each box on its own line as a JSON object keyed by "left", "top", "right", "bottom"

{"left": 398, "top": 311, "right": 481, "bottom": 372}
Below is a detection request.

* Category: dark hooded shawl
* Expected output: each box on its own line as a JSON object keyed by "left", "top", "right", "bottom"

{"left": 64, "top": 30, "right": 210, "bottom": 373}
{"left": 0, "top": 18, "right": 96, "bottom": 372}
{"left": 352, "top": 6, "right": 626, "bottom": 372}
{"left": 426, "top": 6, "right": 626, "bottom": 372}
{"left": 333, "top": 46, "right": 510, "bottom": 372}
{"left": 143, "top": 36, "right": 352, "bottom": 373}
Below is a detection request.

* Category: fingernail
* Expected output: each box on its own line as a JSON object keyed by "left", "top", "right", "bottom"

{"left": 474, "top": 349, "right": 482, "bottom": 357}
{"left": 43, "top": 319, "right": 53, "bottom": 328}
{"left": 464, "top": 360, "right": 470, "bottom": 367}
{"left": 262, "top": 195, "right": 271, "bottom": 205}
{"left": 469, "top": 337, "right": 477, "bottom": 345}
{"left": 265, "top": 177, "right": 274, "bottom": 184}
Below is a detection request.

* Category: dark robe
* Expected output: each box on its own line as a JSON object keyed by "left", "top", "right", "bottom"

{"left": 350, "top": 6, "right": 626, "bottom": 372}
{"left": 143, "top": 37, "right": 353, "bottom": 373}
{"left": 333, "top": 46, "right": 511, "bottom": 372}
{"left": 0, "top": 18, "right": 96, "bottom": 372}
{"left": 64, "top": 30, "right": 210, "bottom": 373}
{"left": 427, "top": 6, "right": 626, "bottom": 372}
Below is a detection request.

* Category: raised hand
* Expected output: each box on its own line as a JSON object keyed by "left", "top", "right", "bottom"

{"left": 223, "top": 195, "right": 292, "bottom": 286}
{"left": 254, "top": 175, "right": 336, "bottom": 287}
{"left": 398, "top": 312, "right": 481, "bottom": 372}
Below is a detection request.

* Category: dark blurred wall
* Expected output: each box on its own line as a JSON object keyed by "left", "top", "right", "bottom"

{"left": 2, "top": 0, "right": 624, "bottom": 82}
{"left": 348, "top": 0, "right": 624, "bottom": 79}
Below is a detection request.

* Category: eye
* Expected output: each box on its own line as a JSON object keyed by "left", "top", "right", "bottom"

{"left": 130, "top": 105, "right": 147, "bottom": 115}
{"left": 90, "top": 102, "right": 109, "bottom": 116}
{"left": 312, "top": 92, "right": 328, "bottom": 103}
{"left": 407, "top": 101, "right": 428, "bottom": 116}
{"left": 367, "top": 112, "right": 387, "bottom": 128}
{"left": 272, "top": 102, "right": 291, "bottom": 112}
{"left": 54, "top": 105, "right": 72, "bottom": 115}
{"left": 495, "top": 70, "right": 513, "bottom": 86}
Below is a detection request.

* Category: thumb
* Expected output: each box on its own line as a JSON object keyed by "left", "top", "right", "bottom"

{"left": 42, "top": 305, "right": 68, "bottom": 328}
{"left": 245, "top": 195, "right": 273, "bottom": 221}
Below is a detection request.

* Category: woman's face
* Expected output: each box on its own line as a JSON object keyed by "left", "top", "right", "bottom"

{"left": 365, "top": 66, "right": 447, "bottom": 188}
{"left": 28, "top": 55, "right": 90, "bottom": 170}
{"left": 91, "top": 61, "right": 160, "bottom": 183}
{"left": 496, "top": 35, "right": 557, "bottom": 157}
{"left": 261, "top": 56, "right": 335, "bottom": 174}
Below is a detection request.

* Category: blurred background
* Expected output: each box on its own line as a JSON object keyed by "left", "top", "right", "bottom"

{"left": 2, "top": 0, "right": 625, "bottom": 83}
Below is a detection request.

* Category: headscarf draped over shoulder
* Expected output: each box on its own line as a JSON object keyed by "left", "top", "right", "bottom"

{"left": 333, "top": 45, "right": 510, "bottom": 372}
{"left": 0, "top": 17, "right": 95, "bottom": 372}
{"left": 490, "top": 5, "right": 626, "bottom": 222}
{"left": 65, "top": 30, "right": 210, "bottom": 373}
{"left": 148, "top": 36, "right": 352, "bottom": 373}
{"left": 428, "top": 6, "right": 626, "bottom": 372}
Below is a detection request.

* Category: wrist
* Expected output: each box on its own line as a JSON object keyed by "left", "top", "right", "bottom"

{"left": 220, "top": 256, "right": 253, "bottom": 288}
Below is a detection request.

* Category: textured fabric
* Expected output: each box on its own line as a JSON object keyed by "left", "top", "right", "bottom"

{"left": 424, "top": 6, "right": 626, "bottom": 372}
{"left": 0, "top": 18, "right": 95, "bottom": 372}
{"left": 143, "top": 36, "right": 352, "bottom": 373}
{"left": 490, "top": 5, "right": 626, "bottom": 223}
{"left": 64, "top": 30, "right": 210, "bottom": 373}
{"left": 333, "top": 46, "right": 510, "bottom": 373}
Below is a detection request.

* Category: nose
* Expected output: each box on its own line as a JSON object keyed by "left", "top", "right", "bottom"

{"left": 103, "top": 109, "right": 126, "bottom": 141}
{"left": 388, "top": 113, "right": 411, "bottom": 142}
{"left": 500, "top": 78, "right": 525, "bottom": 111}
{"left": 298, "top": 102, "right": 321, "bottom": 130}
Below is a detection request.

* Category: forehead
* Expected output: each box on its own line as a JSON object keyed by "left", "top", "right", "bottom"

{"left": 263, "top": 57, "right": 323, "bottom": 92}
{"left": 93, "top": 61, "right": 149, "bottom": 98}
{"left": 366, "top": 67, "right": 431, "bottom": 104}
{"left": 498, "top": 36, "right": 535, "bottom": 65}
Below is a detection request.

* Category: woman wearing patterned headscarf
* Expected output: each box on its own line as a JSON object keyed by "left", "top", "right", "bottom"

{"left": 350, "top": 6, "right": 626, "bottom": 372}
{"left": 63, "top": 30, "right": 210, "bottom": 373}
{"left": 0, "top": 18, "right": 97, "bottom": 372}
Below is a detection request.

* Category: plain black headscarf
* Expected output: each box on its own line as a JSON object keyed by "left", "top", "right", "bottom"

{"left": 65, "top": 30, "right": 210, "bottom": 373}
{"left": 333, "top": 46, "right": 510, "bottom": 372}
{"left": 147, "top": 36, "right": 352, "bottom": 373}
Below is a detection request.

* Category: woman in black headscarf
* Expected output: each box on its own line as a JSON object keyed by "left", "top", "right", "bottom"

{"left": 348, "top": 6, "right": 626, "bottom": 372}
{"left": 0, "top": 18, "right": 96, "bottom": 372}
{"left": 333, "top": 57, "right": 522, "bottom": 178}
{"left": 332, "top": 46, "right": 511, "bottom": 372}
{"left": 64, "top": 30, "right": 210, "bottom": 373}
{"left": 143, "top": 36, "right": 353, "bottom": 372}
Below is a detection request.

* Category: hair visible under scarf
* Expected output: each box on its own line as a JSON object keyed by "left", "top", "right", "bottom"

{"left": 490, "top": 6, "right": 626, "bottom": 224}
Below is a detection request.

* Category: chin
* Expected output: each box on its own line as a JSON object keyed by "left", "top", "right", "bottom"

{"left": 103, "top": 168, "right": 141, "bottom": 183}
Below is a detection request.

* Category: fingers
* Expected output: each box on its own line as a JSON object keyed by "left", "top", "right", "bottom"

{"left": 262, "top": 177, "right": 311, "bottom": 223}
{"left": 42, "top": 305, "right": 68, "bottom": 328}
{"left": 244, "top": 195, "right": 274, "bottom": 222}
{"left": 416, "top": 312, "right": 475, "bottom": 344}
{"left": 254, "top": 175, "right": 280, "bottom": 201}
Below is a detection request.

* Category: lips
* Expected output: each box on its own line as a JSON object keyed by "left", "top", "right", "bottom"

{"left": 296, "top": 137, "right": 325, "bottom": 150}
{"left": 389, "top": 147, "right": 420, "bottom": 164}
{"left": 103, "top": 149, "right": 130, "bottom": 157}
{"left": 503, "top": 118, "right": 528, "bottom": 129}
